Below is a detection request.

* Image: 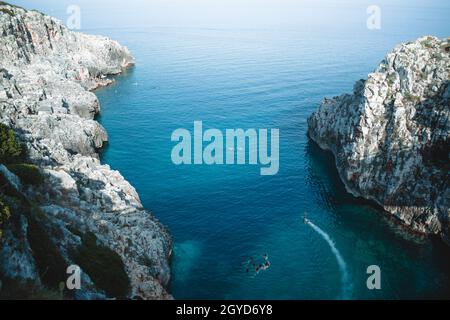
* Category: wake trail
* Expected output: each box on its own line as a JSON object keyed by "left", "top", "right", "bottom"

{"left": 306, "top": 220, "right": 352, "bottom": 299}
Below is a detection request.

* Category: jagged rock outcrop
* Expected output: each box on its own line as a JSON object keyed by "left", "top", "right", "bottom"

{"left": 0, "top": 3, "right": 172, "bottom": 299}
{"left": 308, "top": 36, "right": 450, "bottom": 244}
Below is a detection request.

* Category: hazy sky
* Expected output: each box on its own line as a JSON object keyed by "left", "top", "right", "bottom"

{"left": 11, "top": 0, "right": 450, "bottom": 34}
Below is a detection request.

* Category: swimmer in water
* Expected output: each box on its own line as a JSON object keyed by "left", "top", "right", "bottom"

{"left": 245, "top": 254, "right": 272, "bottom": 275}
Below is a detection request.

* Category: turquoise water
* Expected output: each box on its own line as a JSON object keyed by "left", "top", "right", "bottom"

{"left": 17, "top": 0, "right": 450, "bottom": 299}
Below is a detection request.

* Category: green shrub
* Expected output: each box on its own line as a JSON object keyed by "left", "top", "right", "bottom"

{"left": 386, "top": 72, "right": 397, "bottom": 85}
{"left": 7, "top": 163, "right": 44, "bottom": 186}
{"left": 71, "top": 232, "right": 130, "bottom": 299}
{"left": 0, "top": 124, "right": 24, "bottom": 164}
{"left": 1, "top": 173, "right": 67, "bottom": 292}
{"left": 27, "top": 210, "right": 68, "bottom": 289}
{"left": 0, "top": 196, "right": 11, "bottom": 239}
{"left": 0, "top": 7, "right": 14, "bottom": 15}
{"left": 0, "top": 278, "right": 63, "bottom": 300}
{"left": 403, "top": 92, "right": 421, "bottom": 104}
{"left": 421, "top": 37, "right": 434, "bottom": 49}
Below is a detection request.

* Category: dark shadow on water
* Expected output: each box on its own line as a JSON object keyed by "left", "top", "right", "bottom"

{"left": 305, "top": 139, "right": 375, "bottom": 207}
{"left": 306, "top": 79, "right": 450, "bottom": 240}
{"left": 305, "top": 115, "right": 450, "bottom": 298}
{"left": 305, "top": 138, "right": 443, "bottom": 245}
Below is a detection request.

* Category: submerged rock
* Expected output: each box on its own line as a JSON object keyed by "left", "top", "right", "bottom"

{"left": 0, "top": 2, "right": 172, "bottom": 299}
{"left": 308, "top": 36, "right": 450, "bottom": 244}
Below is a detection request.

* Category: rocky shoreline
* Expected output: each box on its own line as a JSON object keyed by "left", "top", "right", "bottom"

{"left": 0, "top": 3, "right": 172, "bottom": 299}
{"left": 308, "top": 36, "right": 449, "bottom": 245}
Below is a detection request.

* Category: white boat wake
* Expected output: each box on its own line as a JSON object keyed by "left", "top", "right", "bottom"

{"left": 305, "top": 219, "right": 352, "bottom": 299}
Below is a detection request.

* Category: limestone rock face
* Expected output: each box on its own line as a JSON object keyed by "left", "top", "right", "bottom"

{"left": 308, "top": 36, "right": 450, "bottom": 243}
{"left": 0, "top": 3, "right": 172, "bottom": 299}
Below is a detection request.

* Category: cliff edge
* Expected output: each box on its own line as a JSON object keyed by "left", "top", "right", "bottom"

{"left": 308, "top": 36, "right": 449, "bottom": 244}
{"left": 0, "top": 3, "right": 172, "bottom": 299}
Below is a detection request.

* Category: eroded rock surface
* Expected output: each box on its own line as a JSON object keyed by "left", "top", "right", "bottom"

{"left": 308, "top": 36, "right": 449, "bottom": 243}
{"left": 0, "top": 3, "right": 172, "bottom": 299}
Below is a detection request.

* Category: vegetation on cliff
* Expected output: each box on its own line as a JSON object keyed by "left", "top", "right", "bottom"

{"left": 0, "top": 124, "right": 24, "bottom": 164}
{"left": 70, "top": 232, "right": 130, "bottom": 299}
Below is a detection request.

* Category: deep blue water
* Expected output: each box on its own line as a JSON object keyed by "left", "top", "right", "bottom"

{"left": 16, "top": 0, "right": 450, "bottom": 299}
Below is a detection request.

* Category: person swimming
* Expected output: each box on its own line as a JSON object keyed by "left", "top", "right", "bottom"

{"left": 245, "top": 254, "right": 271, "bottom": 275}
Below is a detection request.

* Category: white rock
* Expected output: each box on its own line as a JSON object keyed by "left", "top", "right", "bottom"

{"left": 308, "top": 36, "right": 450, "bottom": 243}
{"left": 0, "top": 3, "right": 171, "bottom": 300}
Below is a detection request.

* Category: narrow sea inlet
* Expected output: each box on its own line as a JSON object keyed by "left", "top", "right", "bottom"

{"left": 23, "top": 0, "right": 449, "bottom": 299}
{"left": 95, "top": 30, "right": 450, "bottom": 299}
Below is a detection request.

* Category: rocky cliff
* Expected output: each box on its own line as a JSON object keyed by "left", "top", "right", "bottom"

{"left": 0, "top": 3, "right": 172, "bottom": 299}
{"left": 308, "top": 36, "right": 449, "bottom": 244}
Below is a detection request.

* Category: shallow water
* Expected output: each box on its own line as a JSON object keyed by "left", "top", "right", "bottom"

{"left": 17, "top": 0, "right": 450, "bottom": 299}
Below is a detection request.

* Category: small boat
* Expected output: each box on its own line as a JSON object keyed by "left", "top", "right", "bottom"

{"left": 303, "top": 212, "right": 309, "bottom": 224}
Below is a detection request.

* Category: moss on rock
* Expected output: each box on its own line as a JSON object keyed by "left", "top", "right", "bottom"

{"left": 71, "top": 232, "right": 130, "bottom": 299}
{"left": 0, "top": 196, "right": 11, "bottom": 239}
{"left": 7, "top": 163, "right": 44, "bottom": 186}
{"left": 26, "top": 208, "right": 68, "bottom": 290}
{"left": 0, "top": 124, "right": 24, "bottom": 165}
